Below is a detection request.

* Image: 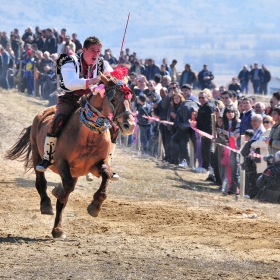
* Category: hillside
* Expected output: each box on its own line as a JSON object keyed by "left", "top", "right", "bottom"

{"left": 1, "top": 0, "right": 280, "bottom": 74}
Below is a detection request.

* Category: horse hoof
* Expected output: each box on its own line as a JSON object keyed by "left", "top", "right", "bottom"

{"left": 87, "top": 203, "right": 100, "bottom": 217}
{"left": 52, "top": 227, "right": 66, "bottom": 239}
{"left": 40, "top": 200, "right": 54, "bottom": 215}
{"left": 41, "top": 206, "right": 54, "bottom": 215}
{"left": 86, "top": 173, "right": 94, "bottom": 182}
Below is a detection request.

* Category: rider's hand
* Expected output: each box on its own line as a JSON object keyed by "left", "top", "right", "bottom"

{"left": 89, "top": 76, "right": 101, "bottom": 86}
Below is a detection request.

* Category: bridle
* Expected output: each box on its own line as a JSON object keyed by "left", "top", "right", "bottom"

{"left": 85, "top": 83, "right": 135, "bottom": 133}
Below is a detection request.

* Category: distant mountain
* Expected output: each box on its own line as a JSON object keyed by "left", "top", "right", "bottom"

{"left": 1, "top": 0, "right": 280, "bottom": 78}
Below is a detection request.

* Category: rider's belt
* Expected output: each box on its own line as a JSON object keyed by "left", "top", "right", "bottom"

{"left": 66, "top": 88, "right": 91, "bottom": 97}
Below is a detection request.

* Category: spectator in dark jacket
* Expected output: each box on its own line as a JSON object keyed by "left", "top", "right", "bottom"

{"left": 192, "top": 89, "right": 215, "bottom": 173}
{"left": 153, "top": 87, "right": 170, "bottom": 161}
{"left": 238, "top": 65, "right": 250, "bottom": 94}
{"left": 33, "top": 31, "right": 45, "bottom": 51}
{"left": 198, "top": 64, "right": 214, "bottom": 90}
{"left": 259, "top": 64, "right": 271, "bottom": 95}
{"left": 129, "top": 60, "right": 146, "bottom": 76}
{"left": 145, "top": 58, "right": 160, "bottom": 81}
{"left": 22, "top": 27, "right": 35, "bottom": 43}
{"left": 228, "top": 77, "right": 241, "bottom": 93}
{"left": 179, "top": 64, "right": 197, "bottom": 87}
{"left": 43, "top": 28, "right": 57, "bottom": 54}
{"left": 0, "top": 32, "right": 10, "bottom": 49}
{"left": 0, "top": 46, "right": 10, "bottom": 90}
{"left": 136, "top": 94, "right": 152, "bottom": 154}
{"left": 10, "top": 34, "right": 20, "bottom": 63}
{"left": 72, "top": 33, "right": 82, "bottom": 52}
{"left": 250, "top": 63, "right": 263, "bottom": 94}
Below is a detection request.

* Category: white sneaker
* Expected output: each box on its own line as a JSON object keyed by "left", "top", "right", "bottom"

{"left": 86, "top": 173, "right": 94, "bottom": 182}
{"left": 179, "top": 159, "right": 188, "bottom": 168}
{"left": 244, "top": 195, "right": 250, "bottom": 199}
{"left": 195, "top": 167, "right": 208, "bottom": 173}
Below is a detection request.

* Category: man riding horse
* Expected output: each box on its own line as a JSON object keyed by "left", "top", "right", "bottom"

{"left": 36, "top": 36, "right": 119, "bottom": 179}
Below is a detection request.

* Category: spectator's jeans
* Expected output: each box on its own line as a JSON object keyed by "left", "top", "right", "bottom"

{"left": 159, "top": 123, "right": 171, "bottom": 161}
{"left": 241, "top": 81, "right": 248, "bottom": 94}
{"left": 1, "top": 66, "right": 9, "bottom": 90}
{"left": 252, "top": 79, "right": 260, "bottom": 94}
{"left": 201, "top": 137, "right": 212, "bottom": 170}
{"left": 259, "top": 83, "right": 268, "bottom": 95}
{"left": 139, "top": 125, "right": 151, "bottom": 153}
{"left": 230, "top": 152, "right": 240, "bottom": 194}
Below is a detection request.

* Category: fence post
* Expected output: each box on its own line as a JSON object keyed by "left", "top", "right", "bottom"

{"left": 157, "top": 130, "right": 163, "bottom": 160}
{"left": 189, "top": 140, "right": 194, "bottom": 169}
{"left": 240, "top": 135, "right": 245, "bottom": 197}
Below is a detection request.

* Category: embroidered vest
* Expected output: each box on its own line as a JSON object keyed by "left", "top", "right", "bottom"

{"left": 56, "top": 53, "right": 104, "bottom": 93}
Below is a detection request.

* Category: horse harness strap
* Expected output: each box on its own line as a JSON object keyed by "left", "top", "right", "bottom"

{"left": 105, "top": 85, "right": 133, "bottom": 120}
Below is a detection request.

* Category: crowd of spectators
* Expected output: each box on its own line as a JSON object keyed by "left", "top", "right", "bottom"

{"left": 0, "top": 26, "right": 279, "bottom": 203}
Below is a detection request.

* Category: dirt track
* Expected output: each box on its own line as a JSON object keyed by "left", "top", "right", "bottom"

{"left": 1, "top": 90, "right": 280, "bottom": 280}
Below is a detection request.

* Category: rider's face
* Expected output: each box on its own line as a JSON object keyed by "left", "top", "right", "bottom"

{"left": 83, "top": 44, "right": 102, "bottom": 65}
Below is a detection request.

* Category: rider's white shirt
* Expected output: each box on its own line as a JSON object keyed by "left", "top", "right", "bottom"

{"left": 61, "top": 58, "right": 113, "bottom": 91}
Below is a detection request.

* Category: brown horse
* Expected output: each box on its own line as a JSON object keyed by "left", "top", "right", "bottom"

{"left": 6, "top": 72, "right": 135, "bottom": 238}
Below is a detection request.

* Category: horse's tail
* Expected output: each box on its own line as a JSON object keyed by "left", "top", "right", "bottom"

{"left": 5, "top": 126, "right": 33, "bottom": 170}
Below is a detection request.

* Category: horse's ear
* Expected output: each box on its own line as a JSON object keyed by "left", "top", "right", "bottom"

{"left": 122, "top": 75, "right": 129, "bottom": 85}
{"left": 100, "top": 72, "right": 109, "bottom": 87}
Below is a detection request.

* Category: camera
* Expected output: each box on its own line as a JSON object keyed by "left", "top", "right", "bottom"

{"left": 263, "top": 155, "right": 275, "bottom": 165}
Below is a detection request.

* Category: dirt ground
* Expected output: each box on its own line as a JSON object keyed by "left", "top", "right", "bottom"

{"left": 1, "top": 89, "right": 280, "bottom": 280}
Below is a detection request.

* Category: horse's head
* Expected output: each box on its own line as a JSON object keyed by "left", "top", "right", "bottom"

{"left": 99, "top": 71, "right": 136, "bottom": 136}
{"left": 85, "top": 70, "right": 135, "bottom": 136}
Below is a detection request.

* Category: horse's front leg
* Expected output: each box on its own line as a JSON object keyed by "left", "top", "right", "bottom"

{"left": 87, "top": 162, "right": 111, "bottom": 217}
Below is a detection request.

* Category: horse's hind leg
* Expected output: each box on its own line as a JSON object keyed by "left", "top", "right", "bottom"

{"left": 88, "top": 162, "right": 111, "bottom": 217}
{"left": 35, "top": 171, "right": 54, "bottom": 215}
{"left": 33, "top": 146, "right": 54, "bottom": 215}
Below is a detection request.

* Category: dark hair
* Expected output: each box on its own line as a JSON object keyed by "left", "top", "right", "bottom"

{"left": 222, "top": 105, "right": 239, "bottom": 131}
{"left": 139, "top": 94, "right": 147, "bottom": 103}
{"left": 245, "top": 129, "right": 254, "bottom": 138}
{"left": 273, "top": 91, "right": 280, "bottom": 101}
{"left": 242, "top": 97, "right": 252, "bottom": 104}
{"left": 83, "top": 36, "right": 102, "bottom": 49}
{"left": 272, "top": 107, "right": 280, "bottom": 115}
{"left": 154, "top": 74, "right": 162, "bottom": 83}
{"left": 221, "top": 90, "right": 232, "bottom": 98}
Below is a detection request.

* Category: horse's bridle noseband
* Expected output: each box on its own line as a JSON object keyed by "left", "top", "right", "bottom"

{"left": 86, "top": 83, "right": 135, "bottom": 133}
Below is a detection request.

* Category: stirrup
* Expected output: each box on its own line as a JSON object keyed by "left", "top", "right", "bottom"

{"left": 110, "top": 173, "right": 119, "bottom": 181}
{"left": 36, "top": 159, "right": 52, "bottom": 172}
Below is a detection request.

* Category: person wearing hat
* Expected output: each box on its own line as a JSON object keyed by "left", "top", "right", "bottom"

{"left": 181, "top": 84, "right": 198, "bottom": 102}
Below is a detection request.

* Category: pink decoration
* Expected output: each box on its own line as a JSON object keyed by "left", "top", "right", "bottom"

{"left": 119, "top": 84, "right": 132, "bottom": 100}
{"left": 107, "top": 113, "right": 113, "bottom": 121}
{"left": 93, "top": 84, "right": 105, "bottom": 98}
